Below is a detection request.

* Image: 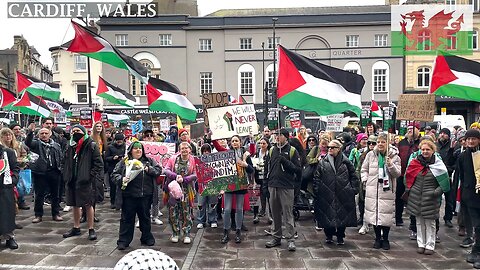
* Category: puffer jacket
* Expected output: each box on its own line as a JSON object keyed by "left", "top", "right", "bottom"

{"left": 406, "top": 170, "right": 442, "bottom": 219}
{"left": 111, "top": 143, "right": 162, "bottom": 198}
{"left": 313, "top": 153, "right": 358, "bottom": 228}
{"left": 361, "top": 146, "right": 401, "bottom": 227}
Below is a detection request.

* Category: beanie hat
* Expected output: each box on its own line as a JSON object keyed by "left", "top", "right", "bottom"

{"left": 465, "top": 129, "right": 480, "bottom": 140}
{"left": 71, "top": 124, "right": 86, "bottom": 134}
{"left": 279, "top": 128, "right": 289, "bottom": 138}
{"left": 457, "top": 130, "right": 467, "bottom": 140}
{"left": 9, "top": 123, "right": 20, "bottom": 130}
{"left": 407, "top": 122, "right": 420, "bottom": 129}
{"left": 356, "top": 133, "right": 368, "bottom": 143}
{"left": 439, "top": 128, "right": 451, "bottom": 138}
{"left": 114, "top": 133, "right": 125, "bottom": 141}
{"left": 179, "top": 128, "right": 188, "bottom": 136}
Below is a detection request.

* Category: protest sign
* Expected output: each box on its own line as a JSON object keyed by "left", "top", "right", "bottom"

{"left": 207, "top": 104, "right": 258, "bottom": 140}
{"left": 159, "top": 119, "right": 170, "bottom": 131}
{"left": 289, "top": 112, "right": 301, "bottom": 129}
{"left": 126, "top": 141, "right": 176, "bottom": 168}
{"left": 360, "top": 104, "right": 371, "bottom": 127}
{"left": 202, "top": 92, "right": 229, "bottom": 129}
{"left": 397, "top": 94, "right": 435, "bottom": 122}
{"left": 79, "top": 108, "right": 93, "bottom": 128}
{"left": 195, "top": 150, "right": 249, "bottom": 196}
{"left": 248, "top": 185, "right": 261, "bottom": 207}
{"left": 101, "top": 113, "right": 109, "bottom": 128}
{"left": 131, "top": 119, "right": 143, "bottom": 136}
{"left": 326, "top": 114, "right": 344, "bottom": 132}
{"left": 383, "top": 103, "right": 396, "bottom": 133}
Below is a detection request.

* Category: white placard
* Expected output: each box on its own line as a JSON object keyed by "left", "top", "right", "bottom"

{"left": 159, "top": 119, "right": 170, "bottom": 131}
{"left": 207, "top": 104, "right": 258, "bottom": 140}
{"left": 326, "top": 114, "right": 344, "bottom": 132}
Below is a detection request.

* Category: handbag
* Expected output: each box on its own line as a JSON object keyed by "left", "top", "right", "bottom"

{"left": 17, "top": 169, "right": 32, "bottom": 197}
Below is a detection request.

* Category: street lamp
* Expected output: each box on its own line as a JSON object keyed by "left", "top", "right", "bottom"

{"left": 262, "top": 42, "right": 268, "bottom": 126}
{"left": 272, "top": 17, "right": 278, "bottom": 106}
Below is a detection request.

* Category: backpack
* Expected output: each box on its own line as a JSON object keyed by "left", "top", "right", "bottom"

{"left": 269, "top": 145, "right": 296, "bottom": 160}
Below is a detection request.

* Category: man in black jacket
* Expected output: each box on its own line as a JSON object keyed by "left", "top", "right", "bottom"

{"left": 26, "top": 123, "right": 64, "bottom": 224}
{"left": 265, "top": 128, "right": 301, "bottom": 251}
{"left": 459, "top": 129, "right": 480, "bottom": 268}
{"left": 436, "top": 128, "right": 455, "bottom": 228}
{"left": 104, "top": 133, "right": 126, "bottom": 209}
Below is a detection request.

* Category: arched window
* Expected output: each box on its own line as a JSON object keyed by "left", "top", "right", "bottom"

{"left": 343, "top": 62, "right": 362, "bottom": 75}
{"left": 417, "top": 66, "right": 431, "bottom": 88}
{"left": 129, "top": 52, "right": 161, "bottom": 96}
{"left": 238, "top": 64, "right": 255, "bottom": 96}
{"left": 417, "top": 30, "right": 431, "bottom": 51}
{"left": 372, "top": 61, "right": 389, "bottom": 93}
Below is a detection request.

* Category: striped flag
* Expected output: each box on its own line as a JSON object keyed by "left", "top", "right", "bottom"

{"left": 13, "top": 92, "right": 51, "bottom": 118}
{"left": 17, "top": 71, "right": 60, "bottom": 100}
{"left": 96, "top": 76, "right": 136, "bottom": 108}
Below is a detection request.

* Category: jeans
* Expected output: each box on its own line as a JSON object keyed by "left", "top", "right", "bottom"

{"left": 223, "top": 193, "right": 244, "bottom": 230}
{"left": 33, "top": 172, "right": 61, "bottom": 217}
{"left": 197, "top": 194, "right": 217, "bottom": 225}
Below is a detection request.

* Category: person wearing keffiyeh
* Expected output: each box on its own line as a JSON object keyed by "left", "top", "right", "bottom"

{"left": 457, "top": 129, "right": 480, "bottom": 268}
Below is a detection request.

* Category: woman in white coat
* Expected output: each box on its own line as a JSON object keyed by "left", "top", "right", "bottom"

{"left": 361, "top": 133, "right": 401, "bottom": 250}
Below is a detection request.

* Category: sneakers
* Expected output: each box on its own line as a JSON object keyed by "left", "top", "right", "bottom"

{"left": 315, "top": 225, "right": 323, "bottom": 231}
{"left": 460, "top": 237, "right": 474, "bottom": 248}
{"left": 197, "top": 223, "right": 204, "bottom": 229}
{"left": 52, "top": 215, "right": 63, "bottom": 222}
{"left": 171, "top": 235, "right": 179, "bottom": 243}
{"left": 135, "top": 220, "right": 140, "bottom": 228}
{"left": 158, "top": 211, "right": 163, "bottom": 217}
{"left": 253, "top": 217, "right": 259, "bottom": 224}
{"left": 287, "top": 241, "right": 296, "bottom": 251}
{"left": 88, "top": 229, "right": 97, "bottom": 241}
{"left": 265, "top": 238, "right": 281, "bottom": 248}
{"left": 358, "top": 225, "right": 369, "bottom": 235}
{"left": 32, "top": 216, "right": 42, "bottom": 223}
{"left": 63, "top": 227, "right": 81, "bottom": 238}
{"left": 325, "top": 237, "right": 334, "bottom": 244}
{"left": 409, "top": 231, "right": 417, "bottom": 240}
{"left": 424, "top": 249, "right": 434, "bottom": 255}
{"left": 337, "top": 238, "right": 345, "bottom": 245}
{"left": 183, "top": 236, "right": 191, "bottom": 244}
{"left": 5, "top": 238, "right": 18, "bottom": 249}
{"left": 210, "top": 223, "right": 218, "bottom": 228}
{"left": 152, "top": 218, "right": 163, "bottom": 225}
{"left": 435, "top": 235, "right": 441, "bottom": 243}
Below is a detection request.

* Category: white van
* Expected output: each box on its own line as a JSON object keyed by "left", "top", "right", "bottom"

{"left": 433, "top": 115, "right": 466, "bottom": 132}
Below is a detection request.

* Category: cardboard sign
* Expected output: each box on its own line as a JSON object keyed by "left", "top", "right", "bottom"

{"left": 207, "top": 104, "right": 258, "bottom": 140}
{"left": 195, "top": 150, "right": 249, "bottom": 196}
{"left": 326, "top": 114, "right": 344, "bottom": 132}
{"left": 397, "top": 94, "right": 435, "bottom": 122}
{"left": 189, "top": 122, "right": 205, "bottom": 139}
{"left": 159, "top": 119, "right": 170, "bottom": 131}
{"left": 79, "top": 108, "right": 93, "bottom": 128}
{"left": 248, "top": 184, "right": 261, "bottom": 207}
{"left": 126, "top": 141, "right": 176, "bottom": 168}
{"left": 202, "top": 92, "right": 229, "bottom": 129}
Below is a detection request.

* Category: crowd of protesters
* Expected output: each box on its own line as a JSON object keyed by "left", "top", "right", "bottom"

{"left": 2, "top": 117, "right": 480, "bottom": 268}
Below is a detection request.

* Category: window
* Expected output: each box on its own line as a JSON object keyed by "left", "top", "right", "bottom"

{"left": 131, "top": 75, "right": 137, "bottom": 96}
{"left": 199, "top": 39, "right": 212, "bottom": 51}
{"left": 130, "top": 59, "right": 159, "bottom": 96}
{"left": 417, "top": 66, "right": 431, "bottom": 88}
{"left": 374, "top": 34, "right": 388, "bottom": 47}
{"left": 267, "top": 37, "right": 281, "bottom": 49}
{"left": 447, "top": 33, "right": 457, "bottom": 50}
{"left": 200, "top": 72, "right": 213, "bottom": 94}
{"left": 76, "top": 84, "right": 88, "bottom": 103}
{"left": 417, "top": 30, "right": 431, "bottom": 51}
{"left": 472, "top": 0, "right": 480, "bottom": 12}
{"left": 240, "top": 38, "right": 252, "bottom": 50}
{"left": 372, "top": 61, "right": 389, "bottom": 93}
{"left": 343, "top": 62, "right": 362, "bottom": 75}
{"left": 238, "top": 64, "right": 255, "bottom": 96}
{"left": 346, "top": 35, "right": 359, "bottom": 47}
{"left": 115, "top": 34, "right": 128, "bottom": 46}
{"left": 446, "top": 0, "right": 456, "bottom": 5}
{"left": 266, "top": 64, "right": 275, "bottom": 104}
{"left": 74, "top": 55, "right": 87, "bottom": 71}
{"left": 159, "top": 34, "right": 172, "bottom": 46}
{"left": 469, "top": 29, "right": 478, "bottom": 49}
{"left": 52, "top": 55, "right": 58, "bottom": 73}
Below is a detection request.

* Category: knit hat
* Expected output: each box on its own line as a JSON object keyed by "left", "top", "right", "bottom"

{"left": 457, "top": 130, "right": 467, "bottom": 140}
{"left": 278, "top": 128, "right": 289, "bottom": 138}
{"left": 465, "top": 129, "right": 480, "bottom": 139}
{"left": 439, "top": 128, "right": 451, "bottom": 138}
{"left": 367, "top": 135, "right": 377, "bottom": 143}
{"left": 179, "top": 128, "right": 188, "bottom": 136}
{"left": 407, "top": 122, "right": 420, "bottom": 129}
{"left": 114, "top": 133, "right": 125, "bottom": 141}
{"left": 71, "top": 124, "right": 86, "bottom": 134}
{"left": 356, "top": 133, "right": 368, "bottom": 143}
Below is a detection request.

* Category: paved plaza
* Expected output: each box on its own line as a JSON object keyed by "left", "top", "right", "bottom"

{"left": 0, "top": 197, "right": 474, "bottom": 270}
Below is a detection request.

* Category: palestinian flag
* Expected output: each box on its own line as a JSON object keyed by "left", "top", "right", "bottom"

{"left": 13, "top": 92, "right": 51, "bottom": 118}
{"left": 277, "top": 45, "right": 364, "bottom": 116}
{"left": 97, "top": 76, "right": 136, "bottom": 108}
{"left": 430, "top": 54, "right": 480, "bottom": 102}
{"left": 405, "top": 154, "right": 450, "bottom": 193}
{"left": 371, "top": 100, "right": 382, "bottom": 118}
{"left": 0, "top": 87, "right": 17, "bottom": 109}
{"left": 17, "top": 71, "right": 60, "bottom": 100}
{"left": 146, "top": 77, "right": 197, "bottom": 121}
{"left": 106, "top": 113, "right": 129, "bottom": 124}
{"left": 67, "top": 21, "right": 148, "bottom": 83}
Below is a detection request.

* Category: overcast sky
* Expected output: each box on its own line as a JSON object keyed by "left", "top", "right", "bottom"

{"left": 0, "top": 0, "right": 385, "bottom": 68}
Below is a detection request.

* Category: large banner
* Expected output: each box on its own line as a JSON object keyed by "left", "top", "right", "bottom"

{"left": 126, "top": 141, "right": 176, "bottom": 168}
{"left": 195, "top": 150, "right": 249, "bottom": 196}
{"left": 207, "top": 104, "right": 258, "bottom": 140}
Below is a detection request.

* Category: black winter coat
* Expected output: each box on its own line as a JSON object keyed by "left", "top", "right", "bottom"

{"left": 25, "top": 131, "right": 63, "bottom": 174}
{"left": 63, "top": 137, "right": 104, "bottom": 207}
{"left": 265, "top": 143, "right": 301, "bottom": 189}
{"left": 436, "top": 139, "right": 454, "bottom": 175}
{"left": 104, "top": 143, "right": 126, "bottom": 174}
{"left": 313, "top": 154, "right": 358, "bottom": 228}
{"left": 459, "top": 148, "right": 480, "bottom": 209}
{"left": 0, "top": 147, "right": 19, "bottom": 235}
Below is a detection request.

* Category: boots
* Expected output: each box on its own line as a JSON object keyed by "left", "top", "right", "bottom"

{"left": 235, "top": 229, "right": 241, "bottom": 243}
{"left": 221, "top": 229, "right": 230, "bottom": 243}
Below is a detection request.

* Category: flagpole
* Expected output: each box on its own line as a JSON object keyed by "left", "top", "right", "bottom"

{"left": 272, "top": 18, "right": 280, "bottom": 130}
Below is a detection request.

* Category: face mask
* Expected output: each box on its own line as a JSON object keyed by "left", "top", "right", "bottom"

{"left": 72, "top": 133, "right": 84, "bottom": 142}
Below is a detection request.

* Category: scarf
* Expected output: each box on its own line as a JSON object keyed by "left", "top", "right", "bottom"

{"left": 327, "top": 153, "right": 342, "bottom": 174}
{"left": 39, "top": 139, "right": 54, "bottom": 167}
{"left": 405, "top": 154, "right": 450, "bottom": 192}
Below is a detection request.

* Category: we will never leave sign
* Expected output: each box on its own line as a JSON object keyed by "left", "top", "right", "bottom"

{"left": 207, "top": 104, "right": 258, "bottom": 140}
{"left": 195, "top": 150, "right": 249, "bottom": 196}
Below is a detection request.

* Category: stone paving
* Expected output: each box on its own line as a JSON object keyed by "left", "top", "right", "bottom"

{"left": 0, "top": 196, "right": 474, "bottom": 269}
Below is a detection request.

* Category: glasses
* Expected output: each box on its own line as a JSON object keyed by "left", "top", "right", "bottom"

{"left": 180, "top": 133, "right": 188, "bottom": 136}
{"left": 367, "top": 142, "right": 377, "bottom": 145}
{"left": 327, "top": 146, "right": 339, "bottom": 149}
{"left": 308, "top": 139, "right": 316, "bottom": 142}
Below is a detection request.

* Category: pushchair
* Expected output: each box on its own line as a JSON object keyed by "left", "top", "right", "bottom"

{"left": 293, "top": 188, "right": 316, "bottom": 221}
